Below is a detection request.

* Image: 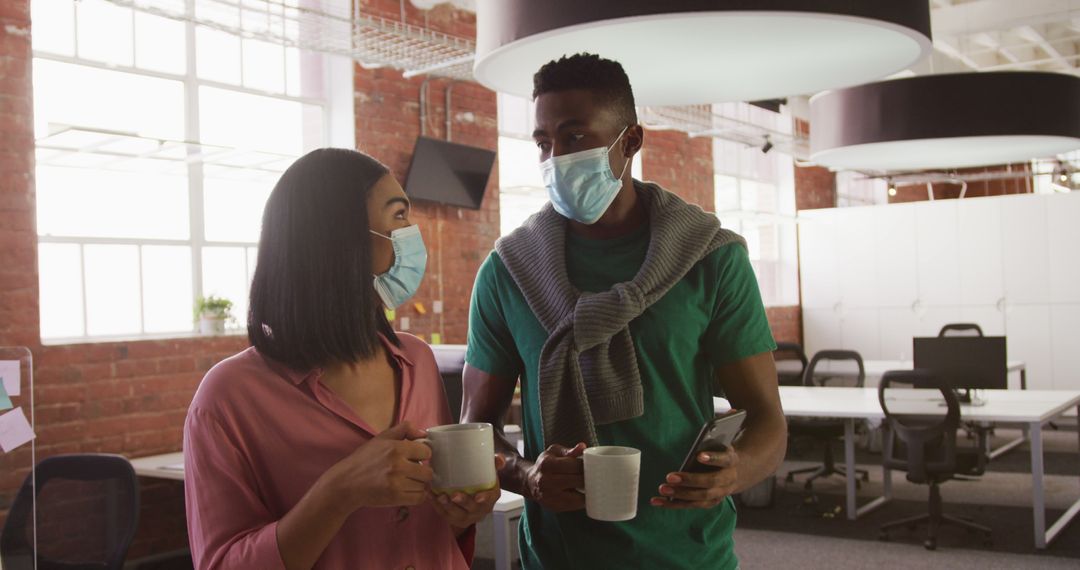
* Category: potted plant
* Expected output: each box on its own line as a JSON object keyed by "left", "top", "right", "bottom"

{"left": 195, "top": 295, "right": 233, "bottom": 335}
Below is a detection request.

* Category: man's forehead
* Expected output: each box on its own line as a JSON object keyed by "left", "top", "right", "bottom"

{"left": 534, "top": 90, "right": 615, "bottom": 128}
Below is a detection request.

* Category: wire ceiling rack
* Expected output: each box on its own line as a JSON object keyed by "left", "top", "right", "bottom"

{"left": 639, "top": 105, "right": 811, "bottom": 161}
{"left": 104, "top": 0, "right": 476, "bottom": 81}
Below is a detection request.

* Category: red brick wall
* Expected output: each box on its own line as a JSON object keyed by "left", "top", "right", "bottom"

{"left": 766, "top": 306, "right": 802, "bottom": 346}
{"left": 793, "top": 120, "right": 836, "bottom": 211}
{"left": 354, "top": 0, "right": 499, "bottom": 345}
{"left": 889, "top": 163, "right": 1033, "bottom": 204}
{"left": 641, "top": 129, "right": 715, "bottom": 210}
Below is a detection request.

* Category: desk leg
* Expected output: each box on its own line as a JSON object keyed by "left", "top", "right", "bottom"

{"left": 1031, "top": 421, "right": 1046, "bottom": 549}
{"left": 493, "top": 511, "right": 512, "bottom": 570}
{"left": 1020, "top": 369, "right": 1027, "bottom": 390}
{"left": 845, "top": 418, "right": 856, "bottom": 520}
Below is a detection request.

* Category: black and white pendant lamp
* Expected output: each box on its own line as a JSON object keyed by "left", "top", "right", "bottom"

{"left": 810, "top": 72, "right": 1080, "bottom": 172}
{"left": 474, "top": 0, "right": 933, "bottom": 105}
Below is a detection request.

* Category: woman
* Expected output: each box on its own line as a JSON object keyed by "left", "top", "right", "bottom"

{"left": 184, "top": 148, "right": 500, "bottom": 570}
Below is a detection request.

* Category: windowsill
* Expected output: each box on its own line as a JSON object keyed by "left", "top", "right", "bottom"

{"left": 41, "top": 329, "right": 247, "bottom": 347}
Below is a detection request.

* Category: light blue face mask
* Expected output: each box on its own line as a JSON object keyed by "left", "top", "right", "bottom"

{"left": 371, "top": 224, "right": 427, "bottom": 310}
{"left": 540, "top": 125, "right": 630, "bottom": 225}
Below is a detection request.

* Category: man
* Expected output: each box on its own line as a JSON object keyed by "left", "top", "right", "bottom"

{"left": 462, "top": 53, "right": 786, "bottom": 569}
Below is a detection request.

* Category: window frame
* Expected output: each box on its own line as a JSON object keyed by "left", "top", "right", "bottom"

{"left": 32, "top": 2, "right": 335, "bottom": 343}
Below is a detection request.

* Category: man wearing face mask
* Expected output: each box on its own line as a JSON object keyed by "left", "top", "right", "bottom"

{"left": 461, "top": 54, "right": 786, "bottom": 569}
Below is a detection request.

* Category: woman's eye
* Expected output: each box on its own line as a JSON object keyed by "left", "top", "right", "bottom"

{"left": 570, "top": 133, "right": 585, "bottom": 142}
{"left": 536, "top": 141, "right": 550, "bottom": 151}
{"left": 394, "top": 209, "right": 408, "bottom": 220}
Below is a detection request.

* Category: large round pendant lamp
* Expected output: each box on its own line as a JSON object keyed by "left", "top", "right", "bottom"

{"left": 474, "top": 0, "right": 932, "bottom": 105}
{"left": 810, "top": 72, "right": 1080, "bottom": 172}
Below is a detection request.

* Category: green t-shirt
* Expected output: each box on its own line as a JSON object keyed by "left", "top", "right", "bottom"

{"left": 466, "top": 222, "right": 776, "bottom": 570}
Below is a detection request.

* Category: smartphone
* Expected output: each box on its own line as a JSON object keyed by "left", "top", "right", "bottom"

{"left": 678, "top": 410, "right": 747, "bottom": 473}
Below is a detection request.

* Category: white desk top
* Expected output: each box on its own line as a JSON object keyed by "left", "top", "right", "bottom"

{"left": 766, "top": 387, "right": 1080, "bottom": 423}
{"left": 775, "top": 359, "right": 1025, "bottom": 378}
{"left": 129, "top": 451, "right": 526, "bottom": 512}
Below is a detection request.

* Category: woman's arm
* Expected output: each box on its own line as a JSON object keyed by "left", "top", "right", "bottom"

{"left": 185, "top": 410, "right": 432, "bottom": 570}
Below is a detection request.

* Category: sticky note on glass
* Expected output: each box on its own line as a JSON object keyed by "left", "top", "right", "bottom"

{"left": 430, "top": 333, "right": 442, "bottom": 345}
{"left": 0, "top": 360, "right": 20, "bottom": 397}
{"left": 413, "top": 302, "right": 427, "bottom": 315}
{"left": 384, "top": 309, "right": 396, "bottom": 322}
{"left": 0, "top": 384, "right": 11, "bottom": 411}
{"left": 0, "top": 407, "right": 35, "bottom": 452}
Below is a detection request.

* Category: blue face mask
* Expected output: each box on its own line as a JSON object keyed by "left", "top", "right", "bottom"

{"left": 371, "top": 224, "right": 427, "bottom": 310}
{"left": 540, "top": 125, "right": 630, "bottom": 225}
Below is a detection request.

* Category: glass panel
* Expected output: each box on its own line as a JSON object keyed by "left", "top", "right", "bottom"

{"left": 714, "top": 175, "right": 739, "bottom": 212}
{"left": 76, "top": 0, "right": 133, "bottom": 66}
{"left": 202, "top": 247, "right": 249, "bottom": 329}
{"left": 500, "top": 188, "right": 549, "bottom": 236}
{"left": 36, "top": 165, "right": 189, "bottom": 239}
{"left": 246, "top": 247, "right": 258, "bottom": 284}
{"left": 199, "top": 86, "right": 309, "bottom": 155}
{"left": 203, "top": 177, "right": 273, "bottom": 243}
{"left": 83, "top": 245, "right": 141, "bottom": 336}
{"left": 498, "top": 137, "right": 543, "bottom": 191}
{"left": 497, "top": 93, "right": 532, "bottom": 138}
{"left": 242, "top": 39, "right": 285, "bottom": 93}
{"left": 33, "top": 59, "right": 185, "bottom": 139}
{"left": 739, "top": 180, "right": 759, "bottom": 212}
{"left": 134, "top": 11, "right": 186, "bottom": 74}
{"left": 141, "top": 246, "right": 193, "bottom": 333}
{"left": 31, "top": 0, "right": 75, "bottom": 56}
{"left": 285, "top": 47, "right": 302, "bottom": 96}
{"left": 38, "top": 243, "right": 84, "bottom": 339}
{"left": 196, "top": 26, "right": 241, "bottom": 85}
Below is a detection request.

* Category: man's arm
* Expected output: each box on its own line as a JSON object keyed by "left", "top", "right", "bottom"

{"left": 461, "top": 364, "right": 586, "bottom": 511}
{"left": 651, "top": 351, "right": 785, "bottom": 508}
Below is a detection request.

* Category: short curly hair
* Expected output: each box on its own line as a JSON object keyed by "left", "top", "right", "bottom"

{"left": 532, "top": 53, "right": 638, "bottom": 127}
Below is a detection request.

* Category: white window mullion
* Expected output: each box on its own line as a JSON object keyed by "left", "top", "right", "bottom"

{"left": 78, "top": 243, "right": 89, "bottom": 339}
{"left": 185, "top": 1, "right": 204, "bottom": 319}
{"left": 136, "top": 244, "right": 146, "bottom": 334}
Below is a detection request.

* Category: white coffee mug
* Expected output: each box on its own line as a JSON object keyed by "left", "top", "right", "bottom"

{"left": 419, "top": 423, "right": 498, "bottom": 494}
{"left": 583, "top": 446, "right": 641, "bottom": 522}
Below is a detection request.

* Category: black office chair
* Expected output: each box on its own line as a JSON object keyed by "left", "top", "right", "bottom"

{"left": 1, "top": 454, "right": 140, "bottom": 570}
{"left": 785, "top": 350, "right": 870, "bottom": 489}
{"left": 877, "top": 370, "right": 993, "bottom": 550}
{"left": 938, "top": 323, "right": 984, "bottom": 337}
{"left": 774, "top": 342, "right": 808, "bottom": 387}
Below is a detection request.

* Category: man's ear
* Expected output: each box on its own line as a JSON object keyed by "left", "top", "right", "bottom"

{"left": 623, "top": 124, "right": 645, "bottom": 157}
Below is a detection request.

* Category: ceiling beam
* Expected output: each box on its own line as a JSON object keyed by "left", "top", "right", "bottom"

{"left": 973, "top": 32, "right": 1021, "bottom": 64}
{"left": 934, "top": 37, "right": 984, "bottom": 70}
{"left": 1017, "top": 25, "right": 1075, "bottom": 71}
{"left": 932, "top": 0, "right": 1077, "bottom": 36}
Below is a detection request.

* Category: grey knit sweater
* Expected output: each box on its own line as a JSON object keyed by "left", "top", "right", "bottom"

{"left": 495, "top": 181, "right": 744, "bottom": 447}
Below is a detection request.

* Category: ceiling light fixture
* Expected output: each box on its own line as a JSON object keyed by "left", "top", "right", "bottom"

{"left": 474, "top": 0, "right": 932, "bottom": 105}
{"left": 810, "top": 72, "right": 1080, "bottom": 172}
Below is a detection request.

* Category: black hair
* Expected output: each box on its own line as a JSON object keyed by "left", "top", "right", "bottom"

{"left": 248, "top": 148, "right": 399, "bottom": 370}
{"left": 532, "top": 52, "right": 638, "bottom": 126}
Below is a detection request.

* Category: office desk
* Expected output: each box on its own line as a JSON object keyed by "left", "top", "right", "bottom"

{"left": 775, "top": 359, "right": 1027, "bottom": 389}
{"left": 130, "top": 452, "right": 525, "bottom": 570}
{"left": 763, "top": 387, "right": 1080, "bottom": 548}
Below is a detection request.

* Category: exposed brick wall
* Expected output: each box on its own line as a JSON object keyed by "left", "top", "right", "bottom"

{"left": 889, "top": 163, "right": 1033, "bottom": 204}
{"left": 793, "top": 119, "right": 836, "bottom": 211}
{"left": 641, "top": 129, "right": 715, "bottom": 210}
{"left": 766, "top": 306, "right": 802, "bottom": 346}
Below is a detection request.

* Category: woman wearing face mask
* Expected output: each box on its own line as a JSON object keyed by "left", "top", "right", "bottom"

{"left": 183, "top": 148, "right": 501, "bottom": 570}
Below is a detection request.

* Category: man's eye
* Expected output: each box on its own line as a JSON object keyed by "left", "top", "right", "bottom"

{"left": 536, "top": 141, "right": 550, "bottom": 150}
{"left": 570, "top": 133, "right": 585, "bottom": 141}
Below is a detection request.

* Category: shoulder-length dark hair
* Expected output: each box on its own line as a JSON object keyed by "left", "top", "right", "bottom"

{"left": 248, "top": 148, "right": 399, "bottom": 370}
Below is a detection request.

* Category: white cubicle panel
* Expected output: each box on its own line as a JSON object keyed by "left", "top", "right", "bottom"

{"left": 798, "top": 192, "right": 1077, "bottom": 390}
{"left": 1051, "top": 305, "right": 1080, "bottom": 390}
{"left": 1047, "top": 192, "right": 1080, "bottom": 304}
{"left": 873, "top": 203, "right": 918, "bottom": 309}
{"left": 1001, "top": 194, "right": 1051, "bottom": 305}
{"left": 1005, "top": 304, "right": 1054, "bottom": 390}
{"left": 956, "top": 197, "right": 1004, "bottom": 307}
{"left": 914, "top": 200, "right": 962, "bottom": 307}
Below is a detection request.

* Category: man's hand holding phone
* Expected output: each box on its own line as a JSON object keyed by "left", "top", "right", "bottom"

{"left": 650, "top": 447, "right": 740, "bottom": 509}
{"left": 650, "top": 410, "right": 745, "bottom": 510}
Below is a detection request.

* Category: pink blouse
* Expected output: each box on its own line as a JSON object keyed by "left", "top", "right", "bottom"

{"left": 183, "top": 334, "right": 472, "bottom": 570}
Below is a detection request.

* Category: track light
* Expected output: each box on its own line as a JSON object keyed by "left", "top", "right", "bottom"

{"left": 761, "top": 136, "right": 773, "bottom": 154}
{"left": 888, "top": 179, "right": 897, "bottom": 196}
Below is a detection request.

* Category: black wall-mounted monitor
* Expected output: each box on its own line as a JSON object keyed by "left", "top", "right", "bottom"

{"left": 403, "top": 137, "right": 495, "bottom": 210}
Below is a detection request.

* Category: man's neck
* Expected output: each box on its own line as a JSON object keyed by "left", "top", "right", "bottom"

{"left": 567, "top": 177, "right": 647, "bottom": 240}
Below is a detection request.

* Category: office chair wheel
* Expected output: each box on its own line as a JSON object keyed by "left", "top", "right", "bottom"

{"left": 924, "top": 539, "right": 937, "bottom": 551}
